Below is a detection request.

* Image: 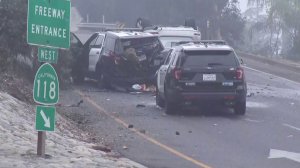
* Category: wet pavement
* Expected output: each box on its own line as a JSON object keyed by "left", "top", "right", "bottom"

{"left": 59, "top": 57, "right": 300, "bottom": 168}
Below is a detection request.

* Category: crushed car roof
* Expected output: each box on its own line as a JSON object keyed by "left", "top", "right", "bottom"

{"left": 106, "top": 31, "right": 156, "bottom": 39}
{"left": 178, "top": 42, "right": 233, "bottom": 51}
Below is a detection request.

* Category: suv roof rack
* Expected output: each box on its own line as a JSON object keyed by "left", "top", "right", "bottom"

{"left": 103, "top": 28, "right": 143, "bottom": 32}
{"left": 198, "top": 40, "right": 227, "bottom": 45}
{"left": 175, "top": 40, "right": 227, "bottom": 46}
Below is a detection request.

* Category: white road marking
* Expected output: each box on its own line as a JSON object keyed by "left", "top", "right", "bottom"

{"left": 244, "top": 118, "right": 264, "bottom": 123}
{"left": 269, "top": 149, "right": 300, "bottom": 163}
{"left": 246, "top": 101, "right": 268, "bottom": 108}
{"left": 243, "top": 66, "right": 300, "bottom": 86}
{"left": 283, "top": 123, "right": 300, "bottom": 132}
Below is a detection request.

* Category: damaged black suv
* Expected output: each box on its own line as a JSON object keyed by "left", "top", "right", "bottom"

{"left": 156, "top": 41, "right": 247, "bottom": 115}
{"left": 95, "top": 31, "right": 164, "bottom": 88}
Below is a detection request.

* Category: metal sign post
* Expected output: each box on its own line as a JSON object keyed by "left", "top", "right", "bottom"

{"left": 27, "top": 0, "right": 70, "bottom": 157}
{"left": 37, "top": 131, "right": 46, "bottom": 157}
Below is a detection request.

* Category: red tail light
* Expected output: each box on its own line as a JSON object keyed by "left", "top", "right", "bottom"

{"left": 172, "top": 68, "right": 182, "bottom": 80}
{"left": 236, "top": 67, "right": 244, "bottom": 80}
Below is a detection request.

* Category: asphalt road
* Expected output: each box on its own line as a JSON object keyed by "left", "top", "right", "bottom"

{"left": 59, "top": 56, "right": 300, "bottom": 168}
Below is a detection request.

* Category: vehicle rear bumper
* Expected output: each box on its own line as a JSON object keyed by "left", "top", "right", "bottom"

{"left": 168, "top": 91, "right": 246, "bottom": 106}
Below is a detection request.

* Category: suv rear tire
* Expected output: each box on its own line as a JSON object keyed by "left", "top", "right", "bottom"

{"left": 155, "top": 88, "right": 165, "bottom": 108}
{"left": 97, "top": 65, "right": 111, "bottom": 89}
{"left": 72, "top": 69, "right": 84, "bottom": 84}
{"left": 165, "top": 100, "right": 179, "bottom": 115}
{"left": 164, "top": 88, "right": 179, "bottom": 114}
{"left": 234, "top": 101, "right": 246, "bottom": 115}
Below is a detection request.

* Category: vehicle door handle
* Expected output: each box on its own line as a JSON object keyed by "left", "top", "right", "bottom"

{"left": 96, "top": 52, "right": 100, "bottom": 54}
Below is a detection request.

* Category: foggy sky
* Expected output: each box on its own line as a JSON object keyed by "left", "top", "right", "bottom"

{"left": 239, "top": 0, "right": 248, "bottom": 12}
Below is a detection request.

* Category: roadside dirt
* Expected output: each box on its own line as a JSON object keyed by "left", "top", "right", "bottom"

{"left": 0, "top": 71, "right": 34, "bottom": 104}
{"left": 0, "top": 71, "right": 121, "bottom": 157}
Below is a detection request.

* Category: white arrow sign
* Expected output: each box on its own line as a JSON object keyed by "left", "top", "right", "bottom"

{"left": 269, "top": 149, "right": 300, "bottom": 163}
{"left": 40, "top": 110, "right": 50, "bottom": 128}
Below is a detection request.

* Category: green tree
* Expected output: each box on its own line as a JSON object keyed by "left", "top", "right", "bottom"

{"left": 248, "top": 0, "right": 300, "bottom": 59}
{"left": 0, "top": 0, "right": 29, "bottom": 71}
{"left": 220, "top": 0, "right": 245, "bottom": 46}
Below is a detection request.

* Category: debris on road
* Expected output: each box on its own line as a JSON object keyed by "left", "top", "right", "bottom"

{"left": 130, "top": 92, "right": 142, "bottom": 95}
{"left": 132, "top": 84, "right": 143, "bottom": 91}
{"left": 139, "top": 129, "right": 146, "bottom": 134}
{"left": 290, "top": 102, "right": 295, "bottom": 106}
{"left": 132, "top": 84, "right": 156, "bottom": 92}
{"left": 128, "top": 124, "right": 134, "bottom": 129}
{"left": 57, "top": 100, "right": 84, "bottom": 107}
{"left": 123, "top": 146, "right": 128, "bottom": 150}
{"left": 188, "top": 130, "right": 192, "bottom": 133}
{"left": 136, "top": 104, "right": 146, "bottom": 108}
{"left": 175, "top": 131, "right": 180, "bottom": 135}
{"left": 91, "top": 145, "right": 112, "bottom": 153}
{"left": 247, "top": 92, "right": 255, "bottom": 97}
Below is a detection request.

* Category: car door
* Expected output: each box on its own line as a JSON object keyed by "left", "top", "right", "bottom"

{"left": 157, "top": 50, "right": 173, "bottom": 93}
{"left": 88, "top": 34, "right": 105, "bottom": 72}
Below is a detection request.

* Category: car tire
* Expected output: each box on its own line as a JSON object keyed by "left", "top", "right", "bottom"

{"left": 156, "top": 88, "right": 165, "bottom": 108}
{"left": 73, "top": 69, "right": 84, "bottom": 84}
{"left": 234, "top": 101, "right": 246, "bottom": 115}
{"left": 164, "top": 87, "right": 179, "bottom": 114}
{"left": 97, "top": 68, "right": 111, "bottom": 89}
{"left": 165, "top": 100, "right": 178, "bottom": 115}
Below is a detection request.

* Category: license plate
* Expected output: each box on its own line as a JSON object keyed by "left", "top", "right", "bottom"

{"left": 203, "top": 74, "right": 216, "bottom": 81}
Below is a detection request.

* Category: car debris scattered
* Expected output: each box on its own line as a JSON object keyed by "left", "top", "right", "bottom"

{"left": 57, "top": 100, "right": 84, "bottom": 107}
{"left": 247, "top": 93, "right": 255, "bottom": 97}
{"left": 128, "top": 124, "right": 134, "bottom": 129}
{"left": 139, "top": 129, "right": 146, "bottom": 134}
{"left": 136, "top": 104, "right": 146, "bottom": 108}
{"left": 91, "top": 145, "right": 112, "bottom": 153}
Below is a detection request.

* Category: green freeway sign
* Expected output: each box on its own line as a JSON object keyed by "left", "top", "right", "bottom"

{"left": 27, "top": 0, "right": 71, "bottom": 49}
{"left": 36, "top": 105, "right": 56, "bottom": 131}
{"left": 38, "top": 47, "right": 58, "bottom": 64}
{"left": 33, "top": 63, "right": 59, "bottom": 105}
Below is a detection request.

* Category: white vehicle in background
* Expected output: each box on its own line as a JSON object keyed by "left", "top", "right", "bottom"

{"left": 144, "top": 26, "right": 201, "bottom": 49}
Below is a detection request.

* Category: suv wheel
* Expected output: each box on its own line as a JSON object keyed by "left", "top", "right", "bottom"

{"left": 155, "top": 87, "right": 165, "bottom": 108}
{"left": 165, "top": 100, "right": 178, "bottom": 115}
{"left": 234, "top": 101, "right": 246, "bottom": 115}
{"left": 164, "top": 87, "right": 179, "bottom": 114}
{"left": 97, "top": 66, "right": 111, "bottom": 89}
{"left": 72, "top": 68, "right": 84, "bottom": 84}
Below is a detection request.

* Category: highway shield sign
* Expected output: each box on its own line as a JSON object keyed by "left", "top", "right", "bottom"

{"left": 33, "top": 63, "right": 59, "bottom": 105}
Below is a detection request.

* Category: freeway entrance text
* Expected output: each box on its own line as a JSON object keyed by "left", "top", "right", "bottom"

{"left": 27, "top": 0, "right": 71, "bottom": 49}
